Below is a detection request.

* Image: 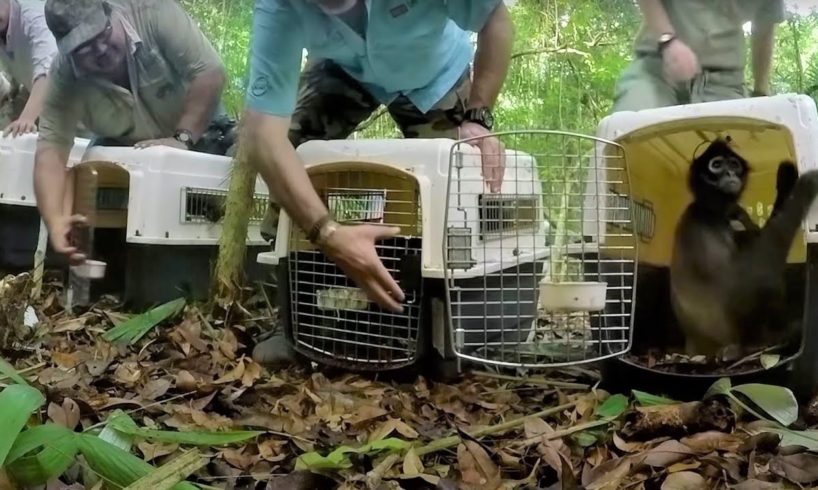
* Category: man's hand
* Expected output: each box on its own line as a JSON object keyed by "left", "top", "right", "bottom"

{"left": 46, "top": 214, "right": 88, "bottom": 265}
{"left": 134, "top": 138, "right": 187, "bottom": 150}
{"left": 4, "top": 117, "right": 37, "bottom": 137}
{"left": 321, "top": 224, "right": 406, "bottom": 313}
{"left": 662, "top": 39, "right": 700, "bottom": 83}
{"left": 460, "top": 122, "right": 505, "bottom": 193}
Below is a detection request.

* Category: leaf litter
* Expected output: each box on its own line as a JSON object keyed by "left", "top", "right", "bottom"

{"left": 4, "top": 274, "right": 818, "bottom": 489}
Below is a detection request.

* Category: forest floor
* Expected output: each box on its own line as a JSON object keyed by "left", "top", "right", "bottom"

{"left": 2, "top": 271, "right": 818, "bottom": 490}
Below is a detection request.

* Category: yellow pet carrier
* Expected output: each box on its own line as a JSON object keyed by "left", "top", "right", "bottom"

{"left": 597, "top": 94, "right": 818, "bottom": 399}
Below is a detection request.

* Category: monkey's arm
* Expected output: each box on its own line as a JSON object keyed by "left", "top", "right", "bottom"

{"left": 759, "top": 171, "right": 818, "bottom": 262}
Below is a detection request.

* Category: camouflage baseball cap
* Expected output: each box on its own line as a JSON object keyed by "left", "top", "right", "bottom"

{"left": 44, "top": 0, "right": 109, "bottom": 55}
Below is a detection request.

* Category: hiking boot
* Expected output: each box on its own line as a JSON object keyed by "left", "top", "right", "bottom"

{"left": 252, "top": 333, "right": 297, "bottom": 367}
{"left": 260, "top": 201, "right": 280, "bottom": 243}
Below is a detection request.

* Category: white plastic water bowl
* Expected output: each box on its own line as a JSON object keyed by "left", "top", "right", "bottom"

{"left": 71, "top": 260, "right": 107, "bottom": 279}
{"left": 539, "top": 280, "right": 607, "bottom": 312}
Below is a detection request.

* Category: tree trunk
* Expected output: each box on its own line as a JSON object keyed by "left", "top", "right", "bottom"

{"left": 212, "top": 138, "right": 257, "bottom": 306}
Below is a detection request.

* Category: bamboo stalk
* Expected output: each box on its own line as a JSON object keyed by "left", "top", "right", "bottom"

{"left": 212, "top": 136, "right": 257, "bottom": 305}
{"left": 415, "top": 401, "right": 576, "bottom": 457}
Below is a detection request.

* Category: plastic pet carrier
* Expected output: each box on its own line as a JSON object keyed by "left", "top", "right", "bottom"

{"left": 258, "top": 131, "right": 637, "bottom": 375}
{"left": 0, "top": 134, "right": 89, "bottom": 272}
{"left": 64, "top": 144, "right": 270, "bottom": 308}
{"left": 596, "top": 94, "right": 818, "bottom": 400}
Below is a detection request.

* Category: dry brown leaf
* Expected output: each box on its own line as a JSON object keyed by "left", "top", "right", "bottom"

{"left": 47, "top": 398, "right": 80, "bottom": 430}
{"left": 613, "top": 433, "right": 668, "bottom": 454}
{"left": 369, "top": 418, "right": 420, "bottom": 442}
{"left": 85, "top": 359, "right": 111, "bottom": 377}
{"left": 221, "top": 447, "right": 260, "bottom": 470}
{"left": 403, "top": 447, "right": 424, "bottom": 476}
{"left": 583, "top": 456, "right": 633, "bottom": 490}
{"left": 241, "top": 359, "right": 262, "bottom": 387}
{"left": 52, "top": 351, "right": 80, "bottom": 369}
{"left": 770, "top": 452, "right": 818, "bottom": 484}
{"left": 113, "top": 361, "right": 142, "bottom": 386}
{"left": 457, "top": 441, "right": 502, "bottom": 490}
{"left": 660, "top": 471, "right": 705, "bottom": 490}
{"left": 258, "top": 439, "right": 288, "bottom": 462}
{"left": 667, "top": 461, "right": 701, "bottom": 473}
{"left": 345, "top": 405, "right": 388, "bottom": 426}
{"left": 141, "top": 378, "right": 171, "bottom": 400}
{"left": 731, "top": 479, "right": 797, "bottom": 490}
{"left": 137, "top": 441, "right": 179, "bottom": 461}
{"left": 642, "top": 440, "right": 695, "bottom": 468}
{"left": 680, "top": 431, "right": 743, "bottom": 454}
{"left": 217, "top": 329, "right": 239, "bottom": 360}
{"left": 214, "top": 358, "right": 246, "bottom": 384}
{"left": 52, "top": 317, "right": 86, "bottom": 333}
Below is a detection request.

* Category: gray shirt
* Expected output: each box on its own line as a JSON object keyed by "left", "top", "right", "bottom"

{"left": 0, "top": 0, "right": 57, "bottom": 88}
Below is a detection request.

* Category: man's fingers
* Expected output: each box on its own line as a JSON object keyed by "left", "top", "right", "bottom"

{"left": 369, "top": 225, "right": 401, "bottom": 241}
{"left": 361, "top": 276, "right": 403, "bottom": 313}
{"left": 373, "top": 260, "right": 405, "bottom": 304}
{"left": 69, "top": 214, "right": 88, "bottom": 225}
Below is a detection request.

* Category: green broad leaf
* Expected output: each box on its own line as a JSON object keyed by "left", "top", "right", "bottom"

{"left": 103, "top": 298, "right": 186, "bottom": 345}
{"left": 0, "top": 356, "right": 28, "bottom": 385}
{"left": 704, "top": 377, "right": 732, "bottom": 399}
{"left": 76, "top": 434, "right": 198, "bottom": 490}
{"left": 295, "top": 438, "right": 411, "bottom": 471}
{"left": 0, "top": 384, "right": 46, "bottom": 466}
{"left": 760, "top": 354, "right": 781, "bottom": 370}
{"left": 572, "top": 432, "right": 599, "bottom": 448}
{"left": 5, "top": 424, "right": 75, "bottom": 464}
{"left": 595, "top": 394, "right": 629, "bottom": 419}
{"left": 5, "top": 424, "right": 78, "bottom": 487}
{"left": 124, "top": 449, "right": 208, "bottom": 490}
{"left": 733, "top": 384, "right": 798, "bottom": 427}
{"left": 109, "top": 413, "right": 261, "bottom": 446}
{"left": 758, "top": 428, "right": 818, "bottom": 451}
{"left": 632, "top": 390, "right": 678, "bottom": 406}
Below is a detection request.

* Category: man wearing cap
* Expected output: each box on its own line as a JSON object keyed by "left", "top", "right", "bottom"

{"left": 0, "top": 0, "right": 58, "bottom": 136}
{"left": 33, "top": 0, "right": 227, "bottom": 264}
{"left": 241, "top": 0, "right": 513, "bottom": 365}
{"left": 612, "top": 0, "right": 785, "bottom": 112}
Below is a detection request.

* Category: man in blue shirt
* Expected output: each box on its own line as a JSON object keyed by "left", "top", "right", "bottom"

{"left": 243, "top": 0, "right": 513, "bottom": 365}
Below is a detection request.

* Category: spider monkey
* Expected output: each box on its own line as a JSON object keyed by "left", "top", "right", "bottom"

{"left": 669, "top": 138, "right": 818, "bottom": 357}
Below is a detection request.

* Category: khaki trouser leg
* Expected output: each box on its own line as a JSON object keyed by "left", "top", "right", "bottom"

{"left": 611, "top": 56, "right": 681, "bottom": 113}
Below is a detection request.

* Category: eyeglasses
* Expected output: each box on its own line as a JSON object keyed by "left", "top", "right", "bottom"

{"left": 74, "top": 20, "right": 113, "bottom": 57}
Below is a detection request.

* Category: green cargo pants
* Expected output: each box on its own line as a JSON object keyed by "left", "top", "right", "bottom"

{"left": 611, "top": 55, "right": 746, "bottom": 113}
{"left": 260, "top": 58, "right": 472, "bottom": 241}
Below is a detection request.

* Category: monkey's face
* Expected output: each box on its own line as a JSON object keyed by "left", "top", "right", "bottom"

{"left": 703, "top": 155, "right": 746, "bottom": 196}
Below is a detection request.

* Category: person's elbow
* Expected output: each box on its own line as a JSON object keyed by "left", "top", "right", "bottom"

{"left": 241, "top": 109, "right": 293, "bottom": 169}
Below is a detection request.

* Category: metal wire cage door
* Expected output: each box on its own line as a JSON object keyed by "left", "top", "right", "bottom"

{"left": 286, "top": 163, "right": 424, "bottom": 370}
{"left": 443, "top": 130, "right": 637, "bottom": 369}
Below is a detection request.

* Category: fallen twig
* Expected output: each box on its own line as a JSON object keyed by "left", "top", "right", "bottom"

{"left": 415, "top": 401, "right": 576, "bottom": 456}
{"left": 472, "top": 371, "right": 589, "bottom": 390}
{"left": 365, "top": 453, "right": 401, "bottom": 489}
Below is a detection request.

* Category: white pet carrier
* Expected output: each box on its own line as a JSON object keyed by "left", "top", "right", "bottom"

{"left": 65, "top": 144, "right": 270, "bottom": 307}
{"left": 258, "top": 132, "right": 637, "bottom": 374}
{"left": 594, "top": 93, "right": 818, "bottom": 398}
{"left": 0, "top": 134, "right": 89, "bottom": 270}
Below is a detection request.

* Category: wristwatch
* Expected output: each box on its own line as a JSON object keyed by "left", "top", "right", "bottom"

{"left": 463, "top": 107, "right": 495, "bottom": 131}
{"left": 174, "top": 129, "right": 195, "bottom": 150}
{"left": 657, "top": 32, "right": 676, "bottom": 53}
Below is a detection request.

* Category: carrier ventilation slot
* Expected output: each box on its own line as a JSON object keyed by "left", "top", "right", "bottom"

{"left": 96, "top": 187, "right": 129, "bottom": 211}
{"left": 478, "top": 194, "right": 540, "bottom": 239}
{"left": 182, "top": 187, "right": 268, "bottom": 224}
{"left": 607, "top": 190, "right": 655, "bottom": 242}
